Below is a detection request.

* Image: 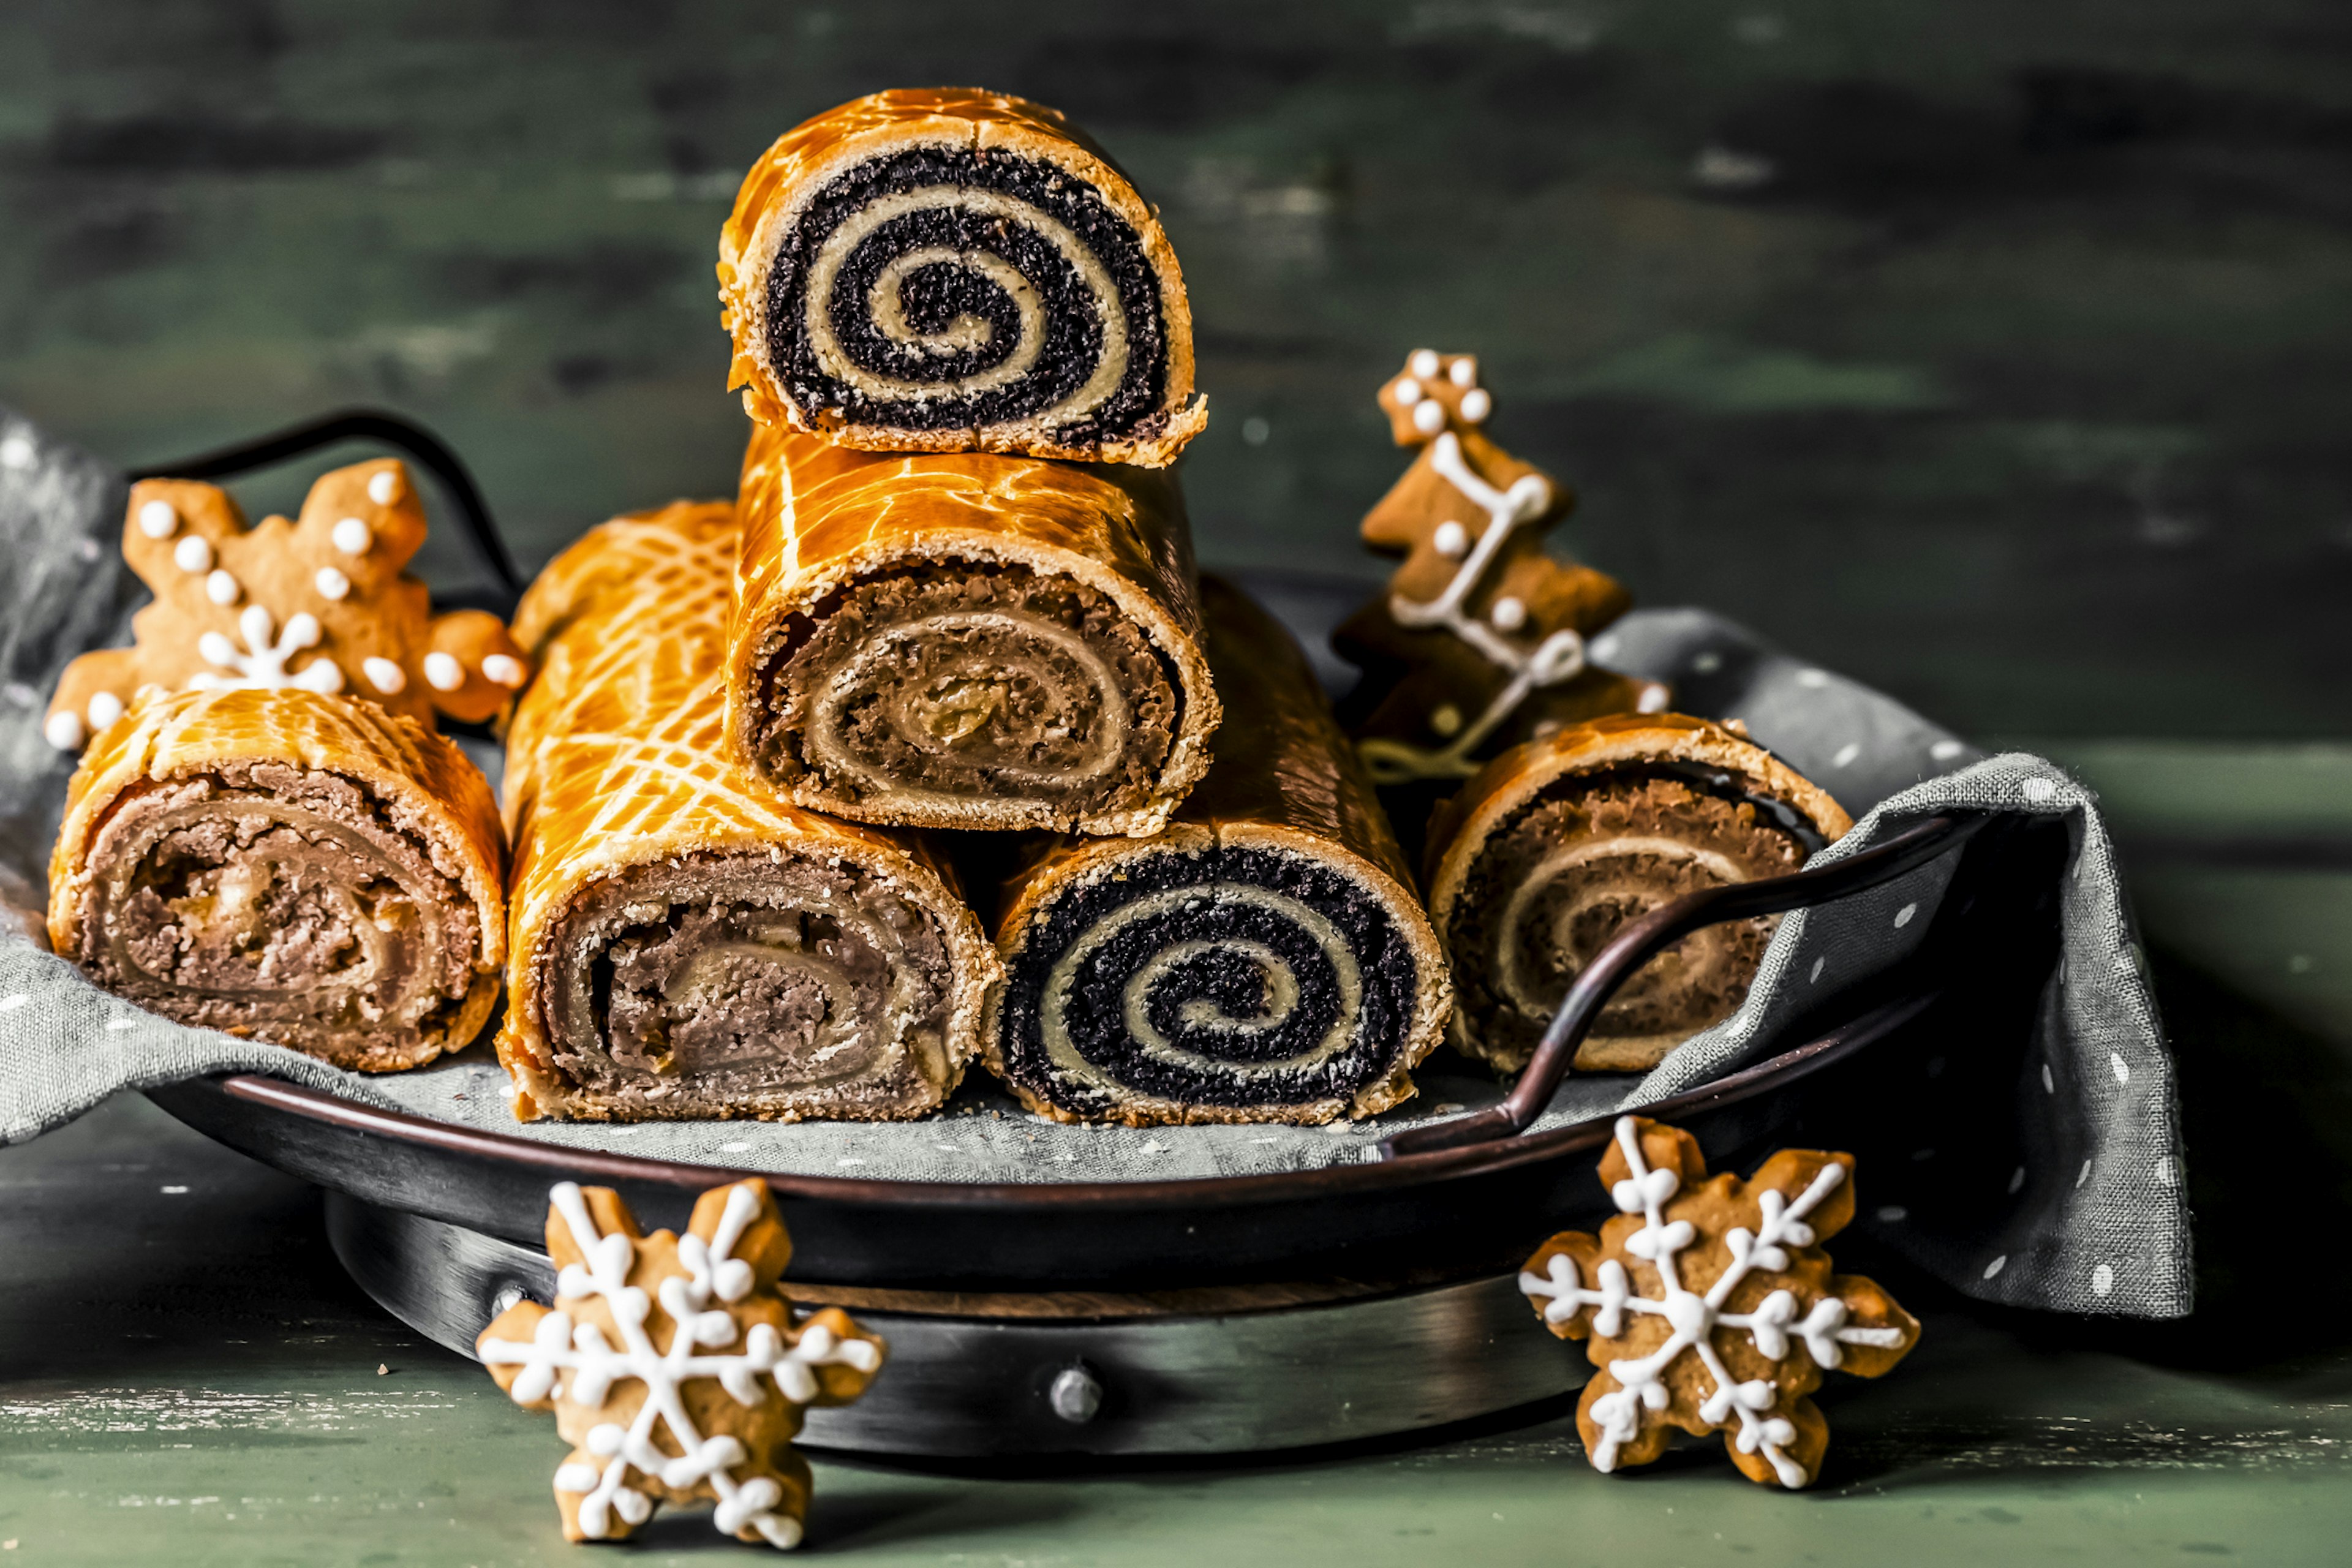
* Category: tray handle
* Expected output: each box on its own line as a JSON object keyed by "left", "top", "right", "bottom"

{"left": 1376, "top": 811, "right": 1986, "bottom": 1161}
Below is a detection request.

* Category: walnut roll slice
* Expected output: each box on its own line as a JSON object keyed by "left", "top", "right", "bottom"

{"left": 726, "top": 424, "right": 1219, "bottom": 838}
{"left": 983, "top": 578, "right": 1449, "bottom": 1125}
{"left": 501, "top": 499, "right": 998, "bottom": 1123}
{"left": 1425, "top": 714, "right": 1853, "bottom": 1074}
{"left": 718, "top": 88, "right": 1207, "bottom": 467}
{"left": 47, "top": 686, "right": 505, "bottom": 1071}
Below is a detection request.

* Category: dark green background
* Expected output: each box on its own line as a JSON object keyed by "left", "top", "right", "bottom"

{"left": 4, "top": 0, "right": 2346, "bottom": 738}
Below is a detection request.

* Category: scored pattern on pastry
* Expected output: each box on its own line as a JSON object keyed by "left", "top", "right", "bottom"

{"left": 1425, "top": 714, "right": 1852, "bottom": 1074}
{"left": 719, "top": 88, "right": 1206, "bottom": 466}
{"left": 44, "top": 459, "right": 530, "bottom": 752}
{"left": 985, "top": 578, "right": 1449, "bottom": 1125}
{"left": 726, "top": 424, "right": 1219, "bottom": 837}
{"left": 47, "top": 686, "right": 507, "bottom": 1071}
{"left": 500, "top": 499, "right": 1000, "bottom": 1123}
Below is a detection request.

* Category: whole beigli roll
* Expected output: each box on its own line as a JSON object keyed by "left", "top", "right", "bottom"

{"left": 47, "top": 687, "right": 505, "bottom": 1071}
{"left": 501, "top": 499, "right": 999, "bottom": 1123}
{"left": 726, "top": 422, "right": 1219, "bottom": 837}
{"left": 717, "top": 88, "right": 1207, "bottom": 467}
{"left": 1425, "top": 714, "right": 1853, "bottom": 1074}
{"left": 984, "top": 577, "right": 1450, "bottom": 1126}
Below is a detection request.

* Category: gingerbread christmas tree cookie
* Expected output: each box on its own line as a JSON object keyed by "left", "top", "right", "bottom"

{"left": 480, "top": 1178, "right": 884, "bottom": 1548}
{"left": 1520, "top": 1115, "right": 1919, "bottom": 1488}
{"left": 44, "top": 458, "right": 529, "bottom": 752}
{"left": 1333, "top": 350, "right": 1664, "bottom": 785}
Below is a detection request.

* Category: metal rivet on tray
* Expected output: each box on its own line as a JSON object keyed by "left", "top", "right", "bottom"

{"left": 1047, "top": 1363, "right": 1104, "bottom": 1425}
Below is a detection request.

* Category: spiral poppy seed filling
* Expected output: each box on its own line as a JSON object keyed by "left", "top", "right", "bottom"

{"left": 74, "top": 763, "right": 488, "bottom": 1068}
{"left": 995, "top": 844, "right": 1423, "bottom": 1118}
{"left": 1447, "top": 768, "right": 1810, "bottom": 1069}
{"left": 764, "top": 146, "right": 1170, "bottom": 447}
{"left": 752, "top": 563, "right": 1179, "bottom": 827}
{"left": 539, "top": 850, "right": 957, "bottom": 1119}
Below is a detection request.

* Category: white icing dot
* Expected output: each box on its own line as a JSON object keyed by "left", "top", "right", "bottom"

{"left": 1449, "top": 356, "right": 1477, "bottom": 388}
{"left": 2109, "top": 1051, "right": 2131, "bottom": 1085}
{"left": 138, "top": 499, "right": 178, "bottom": 538}
{"left": 423, "top": 651, "right": 466, "bottom": 691}
{"left": 332, "top": 516, "right": 372, "bottom": 555}
{"left": 205, "top": 569, "right": 240, "bottom": 606}
{"left": 309, "top": 565, "right": 352, "bottom": 604}
{"left": 1809, "top": 956, "right": 1825, "bottom": 983}
{"left": 1635, "top": 684, "right": 1668, "bottom": 714}
{"left": 1931, "top": 738, "right": 1966, "bottom": 761}
{"left": 2090, "top": 1263, "right": 2114, "bottom": 1296}
{"left": 1588, "top": 633, "right": 1619, "bottom": 662}
{"left": 1430, "top": 703, "right": 1463, "bottom": 737}
{"left": 1894, "top": 902, "right": 1917, "bottom": 928}
{"left": 481, "top": 653, "right": 527, "bottom": 688}
{"left": 2021, "top": 775, "right": 2059, "bottom": 804}
{"left": 85, "top": 690, "right": 124, "bottom": 731}
{"left": 1412, "top": 398, "right": 1447, "bottom": 434}
{"left": 1831, "top": 741, "right": 1862, "bottom": 768}
{"left": 0, "top": 434, "right": 32, "bottom": 469}
{"left": 368, "top": 469, "right": 401, "bottom": 505}
{"left": 2042, "top": 1061, "right": 2056, "bottom": 1093}
{"left": 1410, "top": 348, "right": 1441, "bottom": 379}
{"left": 1431, "top": 520, "right": 1470, "bottom": 558}
{"left": 1795, "top": 668, "right": 1830, "bottom": 688}
{"left": 363, "top": 657, "right": 408, "bottom": 695}
{"left": 1393, "top": 377, "right": 1423, "bottom": 405}
{"left": 1489, "top": 596, "right": 1527, "bottom": 632}
{"left": 1459, "top": 387, "right": 1492, "bottom": 423}
{"left": 43, "top": 709, "right": 85, "bottom": 751}
{"left": 2008, "top": 1166, "right": 2026, "bottom": 1194}
{"left": 173, "top": 535, "right": 213, "bottom": 573}
{"left": 1983, "top": 1255, "right": 2007, "bottom": 1280}
{"left": 1876, "top": 1205, "right": 1907, "bottom": 1223}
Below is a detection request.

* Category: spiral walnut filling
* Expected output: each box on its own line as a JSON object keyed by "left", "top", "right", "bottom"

{"left": 1447, "top": 772, "right": 1809, "bottom": 1070}
{"left": 753, "top": 566, "right": 1177, "bottom": 829}
{"left": 995, "top": 845, "right": 1420, "bottom": 1121}
{"left": 538, "top": 851, "right": 956, "bottom": 1120}
{"left": 73, "top": 764, "right": 487, "bottom": 1069}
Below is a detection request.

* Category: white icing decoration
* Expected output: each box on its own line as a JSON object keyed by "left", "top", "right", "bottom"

{"left": 85, "top": 691, "right": 124, "bottom": 732}
{"left": 479, "top": 1182, "right": 878, "bottom": 1549}
{"left": 205, "top": 569, "right": 240, "bottom": 606}
{"left": 1411, "top": 398, "right": 1447, "bottom": 435}
{"left": 481, "top": 653, "right": 527, "bottom": 688}
{"left": 44, "top": 710, "right": 85, "bottom": 752}
{"left": 1409, "top": 348, "right": 1441, "bottom": 379}
{"left": 368, "top": 469, "right": 401, "bottom": 505}
{"left": 0, "top": 434, "right": 32, "bottom": 469}
{"left": 1359, "top": 429, "right": 1583, "bottom": 783}
{"left": 1636, "top": 684, "right": 1668, "bottom": 713}
{"left": 315, "top": 566, "right": 351, "bottom": 600}
{"left": 173, "top": 535, "right": 213, "bottom": 574}
{"left": 332, "top": 516, "right": 372, "bottom": 556}
{"left": 1394, "top": 378, "right": 1423, "bottom": 405}
{"left": 1490, "top": 595, "right": 1526, "bottom": 631}
{"left": 363, "top": 657, "right": 407, "bottom": 695}
{"left": 423, "top": 650, "right": 465, "bottom": 692}
{"left": 1520, "top": 1117, "right": 1904, "bottom": 1488}
{"left": 1449, "top": 356, "right": 1478, "bottom": 388}
{"left": 1430, "top": 704, "right": 1463, "bottom": 737}
{"left": 189, "top": 606, "right": 342, "bottom": 693}
{"left": 138, "top": 500, "right": 178, "bottom": 539}
{"left": 1432, "top": 521, "right": 1470, "bottom": 558}
{"left": 1459, "top": 387, "right": 1492, "bottom": 423}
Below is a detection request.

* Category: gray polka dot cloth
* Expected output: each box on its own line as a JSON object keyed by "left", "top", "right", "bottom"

{"left": 0, "top": 410, "right": 2188, "bottom": 1319}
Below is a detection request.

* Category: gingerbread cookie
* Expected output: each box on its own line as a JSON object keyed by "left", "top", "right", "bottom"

{"left": 43, "top": 459, "right": 529, "bottom": 751}
{"left": 479, "top": 1178, "right": 883, "bottom": 1549}
{"left": 1332, "top": 351, "right": 1664, "bottom": 785}
{"left": 1520, "top": 1115, "right": 1919, "bottom": 1488}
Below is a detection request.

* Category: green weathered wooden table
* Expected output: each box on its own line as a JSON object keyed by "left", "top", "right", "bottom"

{"left": 6, "top": 742, "right": 2352, "bottom": 1565}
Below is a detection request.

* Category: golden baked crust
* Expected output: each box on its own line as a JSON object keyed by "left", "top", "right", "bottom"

{"left": 717, "top": 87, "right": 1205, "bottom": 467}
{"left": 982, "top": 577, "right": 1450, "bottom": 1125}
{"left": 726, "top": 422, "right": 1219, "bottom": 837}
{"left": 501, "top": 499, "right": 1000, "bottom": 1121}
{"left": 48, "top": 685, "right": 507, "bottom": 1068}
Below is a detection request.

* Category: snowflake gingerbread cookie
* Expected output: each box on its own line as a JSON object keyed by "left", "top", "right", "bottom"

{"left": 479, "top": 1178, "right": 884, "bottom": 1549}
{"left": 43, "top": 458, "right": 529, "bottom": 752}
{"left": 1332, "top": 350, "right": 1666, "bottom": 785}
{"left": 1520, "top": 1115, "right": 1920, "bottom": 1488}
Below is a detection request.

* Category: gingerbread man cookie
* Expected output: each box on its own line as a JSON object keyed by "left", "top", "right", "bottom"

{"left": 478, "top": 1178, "right": 884, "bottom": 1549}
{"left": 43, "top": 458, "right": 529, "bottom": 751}
{"left": 1332, "top": 350, "right": 1665, "bottom": 785}
{"left": 1519, "top": 1115, "right": 1920, "bottom": 1488}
